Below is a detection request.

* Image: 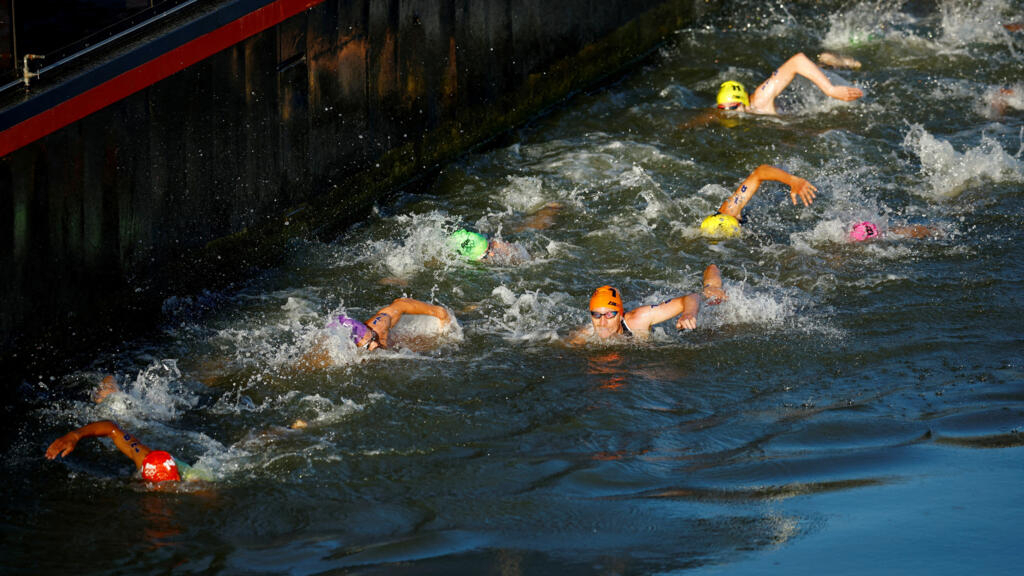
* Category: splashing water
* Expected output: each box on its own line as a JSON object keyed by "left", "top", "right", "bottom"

{"left": 903, "top": 123, "right": 1023, "bottom": 199}
{"left": 8, "top": 1, "right": 1024, "bottom": 574}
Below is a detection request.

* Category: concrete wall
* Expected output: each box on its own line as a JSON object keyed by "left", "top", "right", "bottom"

{"left": 0, "top": 0, "right": 710, "bottom": 374}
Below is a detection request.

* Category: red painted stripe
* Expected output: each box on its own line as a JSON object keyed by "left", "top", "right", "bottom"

{"left": 0, "top": 0, "right": 325, "bottom": 158}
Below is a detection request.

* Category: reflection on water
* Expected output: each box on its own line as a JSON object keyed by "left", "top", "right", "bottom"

{"left": 4, "top": 0, "right": 1024, "bottom": 574}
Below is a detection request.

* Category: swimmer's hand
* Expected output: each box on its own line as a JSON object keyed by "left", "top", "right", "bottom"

{"left": 702, "top": 284, "right": 727, "bottom": 306}
{"left": 46, "top": 432, "right": 81, "bottom": 459}
{"left": 826, "top": 85, "right": 864, "bottom": 102}
{"left": 676, "top": 313, "right": 697, "bottom": 331}
{"left": 789, "top": 178, "right": 818, "bottom": 207}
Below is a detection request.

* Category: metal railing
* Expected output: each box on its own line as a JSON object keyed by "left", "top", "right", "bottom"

{"left": 1, "top": 0, "right": 198, "bottom": 95}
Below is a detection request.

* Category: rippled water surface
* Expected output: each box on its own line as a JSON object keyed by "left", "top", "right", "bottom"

{"left": 4, "top": 1, "right": 1024, "bottom": 574}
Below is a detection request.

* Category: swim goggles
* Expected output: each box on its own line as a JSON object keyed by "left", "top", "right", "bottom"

{"left": 717, "top": 102, "right": 741, "bottom": 110}
{"left": 361, "top": 329, "right": 381, "bottom": 349}
{"left": 590, "top": 310, "right": 620, "bottom": 319}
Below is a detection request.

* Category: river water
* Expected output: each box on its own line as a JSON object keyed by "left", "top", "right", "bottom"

{"left": 4, "top": 1, "right": 1024, "bottom": 574}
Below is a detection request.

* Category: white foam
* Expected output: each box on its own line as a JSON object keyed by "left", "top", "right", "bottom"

{"left": 903, "top": 124, "right": 1023, "bottom": 199}
{"left": 379, "top": 212, "right": 455, "bottom": 279}
{"left": 713, "top": 284, "right": 797, "bottom": 329}
{"left": 938, "top": 0, "right": 1018, "bottom": 47}
{"left": 498, "top": 175, "right": 548, "bottom": 213}
{"left": 94, "top": 360, "right": 199, "bottom": 422}
{"left": 486, "top": 286, "right": 573, "bottom": 342}
{"left": 822, "top": 0, "right": 917, "bottom": 49}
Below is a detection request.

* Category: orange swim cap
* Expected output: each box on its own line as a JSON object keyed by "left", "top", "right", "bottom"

{"left": 141, "top": 450, "right": 181, "bottom": 483}
{"left": 589, "top": 286, "right": 624, "bottom": 313}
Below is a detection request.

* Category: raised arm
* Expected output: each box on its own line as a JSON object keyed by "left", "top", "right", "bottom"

{"left": 717, "top": 165, "right": 817, "bottom": 219}
{"left": 676, "top": 264, "right": 727, "bottom": 330}
{"left": 700, "top": 264, "right": 727, "bottom": 306}
{"left": 45, "top": 420, "right": 152, "bottom": 470}
{"left": 749, "top": 52, "right": 863, "bottom": 114}
{"left": 624, "top": 293, "right": 700, "bottom": 335}
{"left": 366, "top": 298, "right": 450, "bottom": 348}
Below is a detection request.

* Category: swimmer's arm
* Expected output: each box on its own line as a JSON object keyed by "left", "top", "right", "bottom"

{"left": 295, "top": 336, "right": 333, "bottom": 371}
{"left": 369, "top": 298, "right": 450, "bottom": 347}
{"left": 564, "top": 326, "right": 591, "bottom": 347}
{"left": 628, "top": 294, "right": 700, "bottom": 332}
{"left": 779, "top": 53, "right": 863, "bottom": 102}
{"left": 701, "top": 264, "right": 727, "bottom": 305}
{"left": 890, "top": 224, "right": 934, "bottom": 238}
{"left": 517, "top": 202, "right": 563, "bottom": 231}
{"left": 46, "top": 420, "right": 153, "bottom": 470}
{"left": 678, "top": 109, "right": 719, "bottom": 131}
{"left": 376, "top": 298, "right": 450, "bottom": 325}
{"left": 717, "top": 165, "right": 816, "bottom": 217}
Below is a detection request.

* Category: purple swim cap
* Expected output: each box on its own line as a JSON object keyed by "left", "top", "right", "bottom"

{"left": 326, "top": 314, "right": 369, "bottom": 345}
{"left": 849, "top": 221, "right": 879, "bottom": 242}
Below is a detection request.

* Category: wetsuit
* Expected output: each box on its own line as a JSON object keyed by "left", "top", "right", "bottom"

{"left": 620, "top": 318, "right": 634, "bottom": 338}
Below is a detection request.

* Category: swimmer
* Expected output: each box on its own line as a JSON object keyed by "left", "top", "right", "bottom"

{"left": 700, "top": 165, "right": 817, "bottom": 238}
{"left": 717, "top": 52, "right": 864, "bottom": 116}
{"left": 567, "top": 264, "right": 726, "bottom": 345}
{"left": 448, "top": 229, "right": 530, "bottom": 265}
{"left": 296, "top": 297, "right": 452, "bottom": 369}
{"left": 46, "top": 420, "right": 197, "bottom": 483}
{"left": 848, "top": 221, "right": 935, "bottom": 242}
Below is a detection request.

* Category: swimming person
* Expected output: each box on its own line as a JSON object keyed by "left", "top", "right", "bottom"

{"left": 448, "top": 229, "right": 530, "bottom": 265}
{"left": 716, "top": 52, "right": 864, "bottom": 115}
{"left": 297, "top": 297, "right": 452, "bottom": 369}
{"left": 700, "top": 165, "right": 818, "bottom": 238}
{"left": 46, "top": 420, "right": 196, "bottom": 483}
{"left": 567, "top": 264, "right": 726, "bottom": 345}
{"left": 848, "top": 221, "right": 935, "bottom": 242}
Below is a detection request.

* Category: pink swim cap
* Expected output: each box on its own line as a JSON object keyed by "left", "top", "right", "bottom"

{"left": 849, "top": 221, "right": 879, "bottom": 242}
{"left": 141, "top": 450, "right": 181, "bottom": 483}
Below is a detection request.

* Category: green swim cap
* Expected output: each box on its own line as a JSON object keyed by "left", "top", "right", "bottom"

{"left": 700, "top": 214, "right": 742, "bottom": 238}
{"left": 448, "top": 229, "right": 489, "bottom": 260}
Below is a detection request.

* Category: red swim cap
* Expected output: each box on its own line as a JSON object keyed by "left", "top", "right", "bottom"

{"left": 141, "top": 450, "right": 181, "bottom": 483}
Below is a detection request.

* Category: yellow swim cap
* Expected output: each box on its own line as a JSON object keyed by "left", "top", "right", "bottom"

{"left": 717, "top": 81, "right": 749, "bottom": 108}
{"left": 700, "top": 214, "right": 742, "bottom": 238}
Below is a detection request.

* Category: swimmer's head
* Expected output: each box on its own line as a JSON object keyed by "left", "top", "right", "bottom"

{"left": 700, "top": 213, "right": 742, "bottom": 238}
{"left": 141, "top": 450, "right": 181, "bottom": 483}
{"left": 717, "top": 81, "right": 749, "bottom": 109}
{"left": 447, "top": 229, "right": 489, "bottom": 260}
{"left": 589, "top": 285, "right": 624, "bottom": 314}
{"left": 328, "top": 314, "right": 370, "bottom": 346}
{"left": 849, "top": 221, "right": 879, "bottom": 242}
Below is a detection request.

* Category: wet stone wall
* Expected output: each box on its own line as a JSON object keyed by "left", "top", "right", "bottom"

{"left": 0, "top": 0, "right": 710, "bottom": 375}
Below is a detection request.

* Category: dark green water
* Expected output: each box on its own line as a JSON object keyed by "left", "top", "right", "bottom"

{"left": 4, "top": 1, "right": 1024, "bottom": 574}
